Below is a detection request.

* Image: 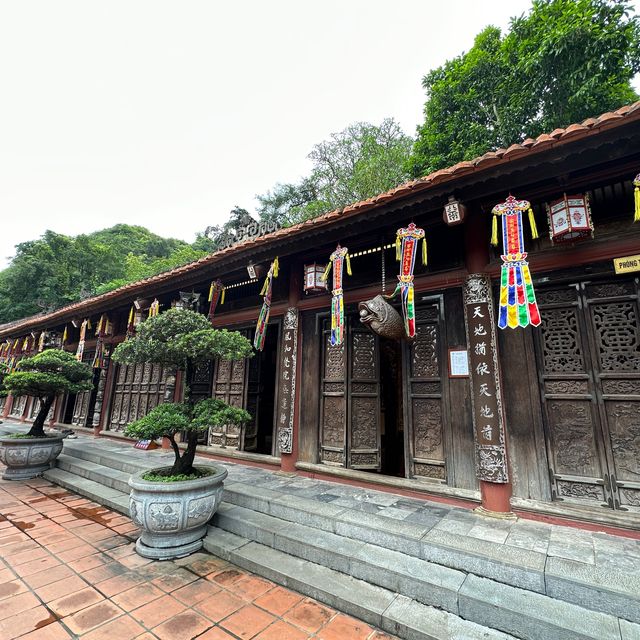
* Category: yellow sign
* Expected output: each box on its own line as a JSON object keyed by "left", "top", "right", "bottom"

{"left": 614, "top": 254, "right": 640, "bottom": 274}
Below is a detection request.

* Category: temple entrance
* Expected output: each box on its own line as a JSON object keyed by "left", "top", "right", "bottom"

{"left": 319, "top": 297, "right": 449, "bottom": 481}
{"left": 534, "top": 277, "right": 640, "bottom": 511}
{"left": 210, "top": 323, "right": 279, "bottom": 455}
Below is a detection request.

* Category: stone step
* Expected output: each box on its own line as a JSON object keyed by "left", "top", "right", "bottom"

{"left": 209, "top": 504, "right": 629, "bottom": 640}
{"left": 55, "top": 453, "right": 132, "bottom": 493}
{"left": 42, "top": 467, "right": 130, "bottom": 515}
{"left": 204, "top": 527, "right": 518, "bottom": 640}
{"left": 57, "top": 440, "right": 640, "bottom": 627}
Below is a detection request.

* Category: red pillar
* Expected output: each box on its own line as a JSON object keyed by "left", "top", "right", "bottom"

{"left": 465, "top": 209, "right": 513, "bottom": 515}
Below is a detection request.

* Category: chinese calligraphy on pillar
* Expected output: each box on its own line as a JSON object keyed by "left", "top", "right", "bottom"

{"left": 463, "top": 274, "right": 509, "bottom": 483}
{"left": 276, "top": 308, "right": 299, "bottom": 454}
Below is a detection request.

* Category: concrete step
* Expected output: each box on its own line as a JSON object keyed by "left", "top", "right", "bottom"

{"left": 56, "top": 440, "right": 640, "bottom": 628}
{"left": 204, "top": 527, "right": 518, "bottom": 640}
{"left": 43, "top": 467, "right": 130, "bottom": 515}
{"left": 209, "top": 504, "right": 629, "bottom": 640}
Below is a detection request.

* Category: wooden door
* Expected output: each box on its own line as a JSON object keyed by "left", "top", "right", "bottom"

{"left": 319, "top": 316, "right": 381, "bottom": 470}
{"left": 107, "top": 363, "right": 170, "bottom": 432}
{"left": 404, "top": 299, "right": 448, "bottom": 482}
{"left": 583, "top": 279, "right": 640, "bottom": 511}
{"left": 534, "top": 278, "right": 640, "bottom": 511}
{"left": 210, "top": 357, "right": 246, "bottom": 448}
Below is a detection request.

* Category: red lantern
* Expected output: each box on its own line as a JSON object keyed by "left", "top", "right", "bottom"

{"left": 546, "top": 193, "right": 593, "bottom": 244}
{"left": 303, "top": 263, "right": 328, "bottom": 293}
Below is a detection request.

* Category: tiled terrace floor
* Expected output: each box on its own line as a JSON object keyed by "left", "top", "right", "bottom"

{"left": 0, "top": 476, "right": 397, "bottom": 640}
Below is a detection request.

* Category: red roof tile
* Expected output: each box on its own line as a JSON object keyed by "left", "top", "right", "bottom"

{"left": 3, "top": 101, "right": 640, "bottom": 337}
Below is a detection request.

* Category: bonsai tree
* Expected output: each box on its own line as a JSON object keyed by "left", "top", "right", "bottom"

{"left": 2, "top": 349, "right": 94, "bottom": 437}
{"left": 112, "top": 308, "right": 254, "bottom": 477}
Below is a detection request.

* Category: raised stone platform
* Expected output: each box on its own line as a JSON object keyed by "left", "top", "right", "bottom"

{"left": 2, "top": 423, "right": 638, "bottom": 640}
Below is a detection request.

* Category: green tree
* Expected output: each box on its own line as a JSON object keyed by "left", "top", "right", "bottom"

{"left": 0, "top": 226, "right": 194, "bottom": 323}
{"left": 408, "top": 0, "right": 640, "bottom": 177}
{"left": 2, "top": 350, "right": 94, "bottom": 437}
{"left": 256, "top": 118, "right": 413, "bottom": 227}
{"left": 112, "top": 308, "right": 254, "bottom": 476}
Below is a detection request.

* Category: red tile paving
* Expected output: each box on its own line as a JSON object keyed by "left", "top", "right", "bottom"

{"left": 0, "top": 476, "right": 397, "bottom": 639}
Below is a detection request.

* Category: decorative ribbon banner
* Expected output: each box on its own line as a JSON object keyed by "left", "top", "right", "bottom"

{"left": 634, "top": 173, "right": 640, "bottom": 223}
{"left": 276, "top": 308, "right": 299, "bottom": 454}
{"left": 207, "top": 280, "right": 225, "bottom": 322}
{"left": 148, "top": 299, "right": 160, "bottom": 317}
{"left": 388, "top": 223, "right": 426, "bottom": 339}
{"left": 463, "top": 274, "right": 509, "bottom": 484}
{"left": 254, "top": 257, "right": 279, "bottom": 351}
{"left": 322, "top": 245, "right": 351, "bottom": 346}
{"left": 75, "top": 319, "right": 90, "bottom": 362}
{"left": 491, "top": 195, "right": 541, "bottom": 329}
{"left": 92, "top": 314, "right": 109, "bottom": 369}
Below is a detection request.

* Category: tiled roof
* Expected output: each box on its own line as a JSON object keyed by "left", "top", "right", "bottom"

{"left": 2, "top": 101, "right": 640, "bottom": 337}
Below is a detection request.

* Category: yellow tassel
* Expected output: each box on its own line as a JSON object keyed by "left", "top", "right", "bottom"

{"left": 321, "top": 260, "right": 332, "bottom": 282}
{"left": 528, "top": 208, "right": 539, "bottom": 240}
{"left": 260, "top": 276, "right": 269, "bottom": 296}
{"left": 634, "top": 186, "right": 640, "bottom": 223}
{"left": 422, "top": 237, "right": 427, "bottom": 266}
{"left": 395, "top": 236, "right": 401, "bottom": 261}
{"left": 273, "top": 257, "right": 279, "bottom": 278}
{"left": 87, "top": 319, "right": 92, "bottom": 330}
{"left": 345, "top": 253, "right": 352, "bottom": 276}
{"left": 62, "top": 326, "right": 68, "bottom": 344}
{"left": 128, "top": 306, "right": 134, "bottom": 326}
{"left": 220, "top": 287, "right": 225, "bottom": 305}
{"left": 208, "top": 282, "right": 214, "bottom": 302}
{"left": 491, "top": 214, "right": 499, "bottom": 247}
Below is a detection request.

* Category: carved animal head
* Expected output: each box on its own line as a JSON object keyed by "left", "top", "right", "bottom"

{"left": 358, "top": 295, "right": 409, "bottom": 341}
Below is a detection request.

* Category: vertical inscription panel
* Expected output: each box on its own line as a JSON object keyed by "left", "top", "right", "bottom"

{"left": 463, "top": 274, "right": 508, "bottom": 484}
{"left": 276, "top": 308, "right": 299, "bottom": 455}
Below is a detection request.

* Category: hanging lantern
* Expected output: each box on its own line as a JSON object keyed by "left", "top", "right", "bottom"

{"left": 303, "top": 263, "right": 328, "bottom": 293}
{"left": 443, "top": 196, "right": 467, "bottom": 226}
{"left": 546, "top": 193, "right": 593, "bottom": 244}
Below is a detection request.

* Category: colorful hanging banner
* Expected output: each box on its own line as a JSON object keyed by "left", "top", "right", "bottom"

{"left": 92, "top": 314, "right": 108, "bottom": 369}
{"left": 76, "top": 319, "right": 89, "bottom": 362}
{"left": 491, "top": 195, "right": 541, "bottom": 329}
{"left": 254, "top": 258, "right": 279, "bottom": 351}
{"left": 208, "top": 280, "right": 225, "bottom": 322}
{"left": 387, "top": 223, "right": 426, "bottom": 339}
{"left": 38, "top": 331, "right": 46, "bottom": 352}
{"left": 321, "top": 245, "right": 352, "bottom": 346}
{"left": 634, "top": 173, "right": 640, "bottom": 223}
{"left": 148, "top": 299, "right": 160, "bottom": 317}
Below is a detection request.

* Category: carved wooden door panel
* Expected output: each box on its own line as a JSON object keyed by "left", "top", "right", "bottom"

{"left": 107, "top": 363, "right": 170, "bottom": 432}
{"left": 188, "top": 360, "right": 214, "bottom": 444}
{"left": 583, "top": 280, "right": 640, "bottom": 511}
{"left": 72, "top": 391, "right": 91, "bottom": 426}
{"left": 319, "top": 317, "right": 381, "bottom": 470}
{"left": 243, "top": 343, "right": 261, "bottom": 452}
{"left": 348, "top": 327, "right": 381, "bottom": 470}
{"left": 320, "top": 321, "right": 347, "bottom": 466}
{"left": 404, "top": 300, "right": 448, "bottom": 482}
{"left": 535, "top": 279, "right": 640, "bottom": 511}
{"left": 210, "top": 356, "right": 246, "bottom": 449}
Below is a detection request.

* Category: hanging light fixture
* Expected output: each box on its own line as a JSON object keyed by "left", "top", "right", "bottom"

{"left": 303, "top": 263, "right": 328, "bottom": 294}
{"left": 546, "top": 193, "right": 594, "bottom": 244}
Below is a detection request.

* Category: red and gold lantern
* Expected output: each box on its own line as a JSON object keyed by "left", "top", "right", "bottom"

{"left": 303, "top": 263, "right": 328, "bottom": 293}
{"left": 546, "top": 193, "right": 593, "bottom": 244}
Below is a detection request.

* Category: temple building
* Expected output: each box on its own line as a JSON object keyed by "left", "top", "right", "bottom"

{"left": 1, "top": 102, "right": 639, "bottom": 529}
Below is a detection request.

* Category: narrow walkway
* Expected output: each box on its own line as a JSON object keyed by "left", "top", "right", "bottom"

{"left": 0, "top": 476, "right": 396, "bottom": 640}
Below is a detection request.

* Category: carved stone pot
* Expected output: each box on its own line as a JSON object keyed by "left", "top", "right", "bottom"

{"left": 128, "top": 465, "right": 228, "bottom": 560}
{"left": 0, "top": 434, "right": 65, "bottom": 480}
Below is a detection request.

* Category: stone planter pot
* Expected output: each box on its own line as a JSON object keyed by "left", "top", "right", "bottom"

{"left": 0, "top": 434, "right": 65, "bottom": 480}
{"left": 128, "top": 465, "right": 228, "bottom": 560}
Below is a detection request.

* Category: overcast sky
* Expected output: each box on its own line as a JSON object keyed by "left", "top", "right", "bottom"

{"left": 0, "top": 1, "right": 634, "bottom": 268}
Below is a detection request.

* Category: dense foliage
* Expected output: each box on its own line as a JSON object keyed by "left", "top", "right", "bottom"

{"left": 408, "top": 0, "right": 640, "bottom": 176}
{"left": 256, "top": 119, "right": 413, "bottom": 227}
{"left": 2, "top": 350, "right": 93, "bottom": 437}
{"left": 0, "top": 225, "right": 206, "bottom": 324}
{"left": 112, "top": 309, "right": 253, "bottom": 476}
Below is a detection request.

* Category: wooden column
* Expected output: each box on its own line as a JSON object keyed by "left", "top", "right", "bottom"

{"left": 464, "top": 211, "right": 513, "bottom": 515}
{"left": 279, "top": 262, "right": 302, "bottom": 472}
